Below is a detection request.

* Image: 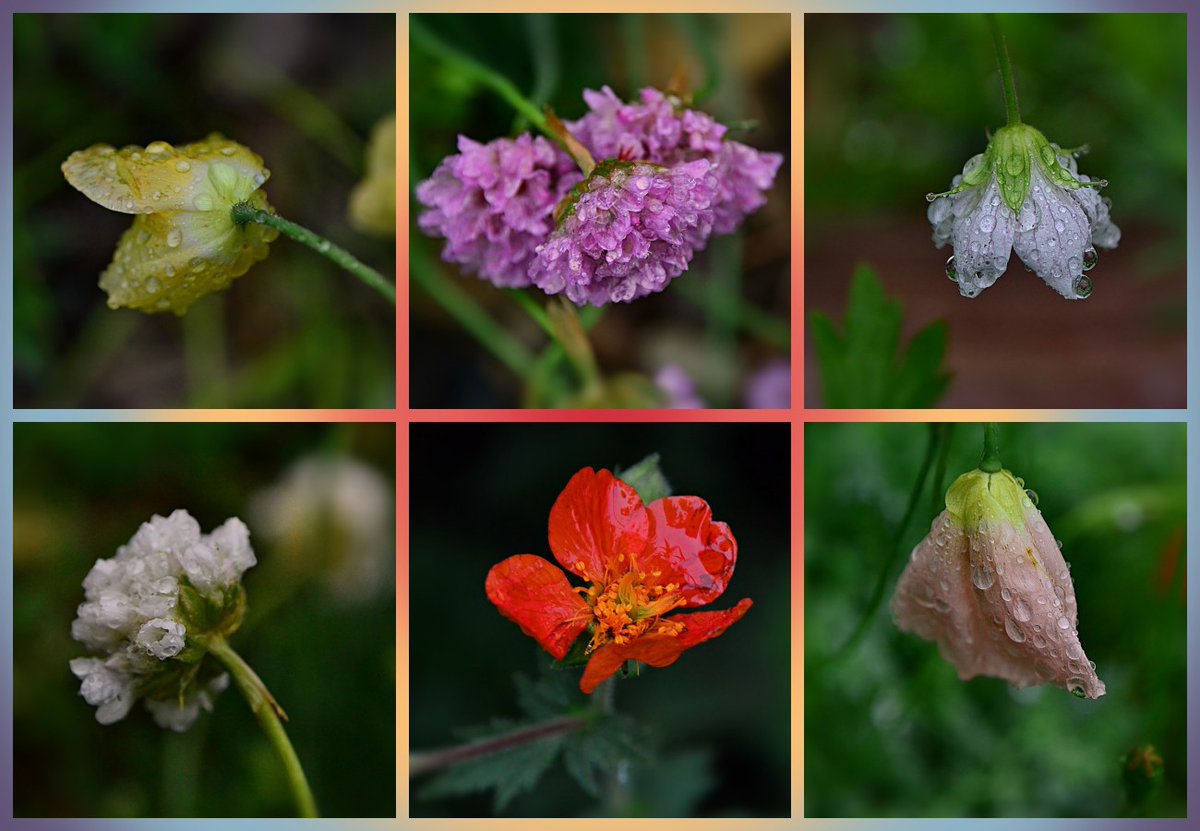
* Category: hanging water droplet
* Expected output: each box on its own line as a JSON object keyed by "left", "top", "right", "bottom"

{"left": 318, "top": 240, "right": 332, "bottom": 253}
{"left": 945, "top": 255, "right": 958, "bottom": 282}
{"left": 1004, "top": 617, "right": 1026, "bottom": 643}
{"left": 1013, "top": 598, "right": 1032, "bottom": 622}
{"left": 1073, "top": 275, "right": 1093, "bottom": 298}
{"left": 970, "top": 563, "right": 996, "bottom": 590}
{"left": 175, "top": 160, "right": 191, "bottom": 172}
{"left": 1070, "top": 686, "right": 1086, "bottom": 698}
{"left": 1082, "top": 247, "right": 1098, "bottom": 271}
{"left": 166, "top": 229, "right": 183, "bottom": 248}
{"left": 1025, "top": 489, "right": 1038, "bottom": 506}
{"left": 1057, "top": 616, "right": 1071, "bottom": 631}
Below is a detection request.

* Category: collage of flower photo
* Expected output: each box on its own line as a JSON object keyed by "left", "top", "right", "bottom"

{"left": 3, "top": 5, "right": 1194, "bottom": 828}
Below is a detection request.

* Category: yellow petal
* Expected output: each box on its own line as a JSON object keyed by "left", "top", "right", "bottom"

{"left": 99, "top": 190, "right": 278, "bottom": 315}
{"left": 63, "top": 134, "right": 270, "bottom": 215}
{"left": 348, "top": 114, "right": 396, "bottom": 238}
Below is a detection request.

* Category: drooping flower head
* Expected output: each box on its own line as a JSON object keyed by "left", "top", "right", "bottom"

{"left": 70, "top": 510, "right": 258, "bottom": 730}
{"left": 416, "top": 134, "right": 582, "bottom": 288}
{"left": 927, "top": 123, "right": 1120, "bottom": 300}
{"left": 569, "top": 86, "right": 783, "bottom": 233}
{"left": 891, "top": 466, "right": 1105, "bottom": 699}
{"left": 485, "top": 468, "right": 752, "bottom": 693}
{"left": 529, "top": 159, "right": 718, "bottom": 306}
{"left": 62, "top": 134, "right": 278, "bottom": 314}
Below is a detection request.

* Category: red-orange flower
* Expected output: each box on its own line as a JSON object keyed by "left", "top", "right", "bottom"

{"left": 485, "top": 467, "right": 752, "bottom": 693}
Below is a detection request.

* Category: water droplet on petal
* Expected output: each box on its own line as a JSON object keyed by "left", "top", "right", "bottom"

{"left": 1005, "top": 617, "right": 1026, "bottom": 643}
{"left": 193, "top": 194, "right": 215, "bottom": 211}
{"left": 145, "top": 276, "right": 160, "bottom": 294}
{"left": 1073, "top": 275, "right": 1093, "bottom": 298}
{"left": 1057, "top": 616, "right": 1071, "bottom": 631}
{"left": 175, "top": 160, "right": 192, "bottom": 172}
{"left": 1014, "top": 598, "right": 1032, "bottom": 622}
{"left": 1025, "top": 489, "right": 1038, "bottom": 506}
{"left": 166, "top": 229, "right": 183, "bottom": 248}
{"left": 945, "top": 255, "right": 958, "bottom": 282}
{"left": 979, "top": 214, "right": 995, "bottom": 233}
{"left": 1082, "top": 247, "right": 1098, "bottom": 271}
{"left": 970, "top": 564, "right": 996, "bottom": 590}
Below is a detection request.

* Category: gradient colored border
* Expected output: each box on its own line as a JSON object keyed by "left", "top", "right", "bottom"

{"left": 3, "top": 1, "right": 1196, "bottom": 827}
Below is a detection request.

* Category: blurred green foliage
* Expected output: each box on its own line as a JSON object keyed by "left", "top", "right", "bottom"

{"left": 804, "top": 423, "right": 1186, "bottom": 817}
{"left": 810, "top": 265, "right": 950, "bottom": 407}
{"left": 13, "top": 14, "right": 395, "bottom": 407}
{"left": 409, "top": 14, "right": 790, "bottom": 408}
{"left": 410, "top": 424, "right": 790, "bottom": 816}
{"left": 806, "top": 14, "right": 1185, "bottom": 234}
{"left": 13, "top": 423, "right": 395, "bottom": 817}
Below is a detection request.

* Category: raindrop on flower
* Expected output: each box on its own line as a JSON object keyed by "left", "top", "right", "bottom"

{"left": 1005, "top": 617, "right": 1026, "bottom": 643}
{"left": 166, "top": 229, "right": 183, "bottom": 248}
{"left": 945, "top": 255, "right": 958, "bottom": 282}
{"left": 1025, "top": 489, "right": 1038, "bottom": 506}
{"left": 1072, "top": 275, "right": 1093, "bottom": 298}
{"left": 1082, "top": 247, "right": 1098, "bottom": 271}
{"left": 970, "top": 563, "right": 996, "bottom": 590}
{"left": 1013, "top": 598, "right": 1033, "bottom": 622}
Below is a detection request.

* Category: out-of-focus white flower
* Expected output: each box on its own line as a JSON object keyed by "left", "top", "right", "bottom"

{"left": 70, "top": 509, "right": 256, "bottom": 730}
{"left": 927, "top": 123, "right": 1120, "bottom": 300}
{"left": 251, "top": 455, "right": 393, "bottom": 604}
{"left": 891, "top": 466, "right": 1106, "bottom": 699}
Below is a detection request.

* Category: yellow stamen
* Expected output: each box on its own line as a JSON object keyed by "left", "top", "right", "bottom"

{"left": 582, "top": 563, "right": 685, "bottom": 654}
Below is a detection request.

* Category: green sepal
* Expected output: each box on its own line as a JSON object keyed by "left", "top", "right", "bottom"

{"left": 945, "top": 467, "right": 1030, "bottom": 532}
{"left": 177, "top": 580, "right": 247, "bottom": 640}
{"left": 615, "top": 453, "right": 673, "bottom": 505}
{"left": 988, "top": 123, "right": 1093, "bottom": 215}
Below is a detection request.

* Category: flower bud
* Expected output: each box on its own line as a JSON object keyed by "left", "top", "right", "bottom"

{"left": 892, "top": 467, "right": 1105, "bottom": 699}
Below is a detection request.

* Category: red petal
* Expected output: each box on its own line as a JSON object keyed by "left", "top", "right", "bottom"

{"left": 643, "top": 496, "right": 737, "bottom": 607}
{"left": 547, "top": 468, "right": 650, "bottom": 582}
{"left": 485, "top": 555, "right": 591, "bottom": 660}
{"left": 579, "top": 598, "right": 753, "bottom": 693}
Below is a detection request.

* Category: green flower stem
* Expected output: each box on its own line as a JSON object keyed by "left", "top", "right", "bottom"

{"left": 208, "top": 637, "right": 319, "bottom": 819}
{"left": 674, "top": 278, "right": 790, "bottom": 350}
{"left": 409, "top": 716, "right": 586, "bottom": 777}
{"left": 979, "top": 422, "right": 1003, "bottom": 473}
{"left": 832, "top": 424, "right": 943, "bottom": 661}
{"left": 930, "top": 423, "right": 956, "bottom": 518}
{"left": 410, "top": 19, "right": 547, "bottom": 132}
{"left": 230, "top": 203, "right": 395, "bottom": 305}
{"left": 509, "top": 290, "right": 557, "bottom": 339}
{"left": 987, "top": 14, "right": 1021, "bottom": 125}
{"left": 411, "top": 241, "right": 537, "bottom": 378}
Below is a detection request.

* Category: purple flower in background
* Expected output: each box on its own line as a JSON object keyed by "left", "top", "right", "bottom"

{"left": 529, "top": 159, "right": 718, "bottom": 306}
{"left": 416, "top": 134, "right": 581, "bottom": 288}
{"left": 655, "top": 364, "right": 706, "bottom": 409}
{"left": 570, "top": 86, "right": 782, "bottom": 233}
{"left": 744, "top": 360, "right": 790, "bottom": 409}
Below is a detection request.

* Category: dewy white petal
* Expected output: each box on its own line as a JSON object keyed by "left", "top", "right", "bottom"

{"left": 135, "top": 618, "right": 187, "bottom": 660}
{"left": 1013, "top": 166, "right": 1095, "bottom": 299}
{"left": 70, "top": 656, "right": 138, "bottom": 724}
{"left": 947, "top": 178, "right": 1015, "bottom": 298}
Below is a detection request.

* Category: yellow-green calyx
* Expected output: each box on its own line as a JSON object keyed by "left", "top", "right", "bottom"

{"left": 945, "top": 468, "right": 1028, "bottom": 531}
{"left": 979, "top": 123, "right": 1095, "bottom": 214}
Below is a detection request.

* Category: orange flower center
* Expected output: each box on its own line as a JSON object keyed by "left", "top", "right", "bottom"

{"left": 574, "top": 557, "right": 686, "bottom": 653}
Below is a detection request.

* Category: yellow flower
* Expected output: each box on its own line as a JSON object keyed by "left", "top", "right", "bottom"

{"left": 62, "top": 134, "right": 278, "bottom": 315}
{"left": 347, "top": 114, "right": 396, "bottom": 238}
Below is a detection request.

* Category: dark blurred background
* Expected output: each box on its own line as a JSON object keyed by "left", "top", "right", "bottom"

{"left": 13, "top": 14, "right": 395, "bottom": 408}
{"left": 410, "top": 14, "right": 790, "bottom": 408}
{"left": 13, "top": 422, "right": 396, "bottom": 817}
{"left": 410, "top": 423, "right": 790, "bottom": 816}
{"left": 805, "top": 14, "right": 1186, "bottom": 408}
{"left": 805, "top": 422, "right": 1186, "bottom": 817}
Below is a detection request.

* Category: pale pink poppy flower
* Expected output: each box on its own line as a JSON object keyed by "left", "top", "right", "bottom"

{"left": 891, "top": 467, "right": 1105, "bottom": 699}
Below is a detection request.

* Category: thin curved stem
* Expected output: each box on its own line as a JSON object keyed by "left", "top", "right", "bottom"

{"left": 987, "top": 14, "right": 1021, "bottom": 125}
{"left": 231, "top": 203, "right": 395, "bottom": 305}
{"left": 410, "top": 18, "right": 546, "bottom": 132}
{"left": 979, "top": 422, "right": 1002, "bottom": 472}
{"left": 208, "top": 637, "right": 318, "bottom": 818}
{"left": 831, "top": 424, "right": 943, "bottom": 661}
{"left": 409, "top": 716, "right": 586, "bottom": 777}
{"left": 930, "top": 423, "right": 956, "bottom": 517}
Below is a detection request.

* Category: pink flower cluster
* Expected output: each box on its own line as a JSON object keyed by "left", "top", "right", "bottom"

{"left": 416, "top": 87, "right": 782, "bottom": 306}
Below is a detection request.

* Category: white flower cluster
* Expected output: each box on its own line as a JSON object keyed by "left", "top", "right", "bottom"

{"left": 70, "top": 509, "right": 256, "bottom": 730}
{"left": 251, "top": 455, "right": 393, "bottom": 603}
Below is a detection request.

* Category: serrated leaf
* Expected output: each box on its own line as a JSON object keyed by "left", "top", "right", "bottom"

{"left": 812, "top": 264, "right": 952, "bottom": 408}
{"left": 420, "top": 732, "right": 566, "bottom": 811}
{"left": 515, "top": 669, "right": 573, "bottom": 720}
{"left": 563, "top": 715, "right": 648, "bottom": 799}
{"left": 615, "top": 453, "right": 672, "bottom": 504}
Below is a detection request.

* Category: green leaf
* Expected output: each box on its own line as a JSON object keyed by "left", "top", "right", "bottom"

{"left": 562, "top": 714, "right": 646, "bottom": 798}
{"left": 419, "top": 728, "right": 567, "bottom": 811}
{"left": 812, "top": 264, "right": 952, "bottom": 408}
{"left": 615, "top": 453, "right": 672, "bottom": 504}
